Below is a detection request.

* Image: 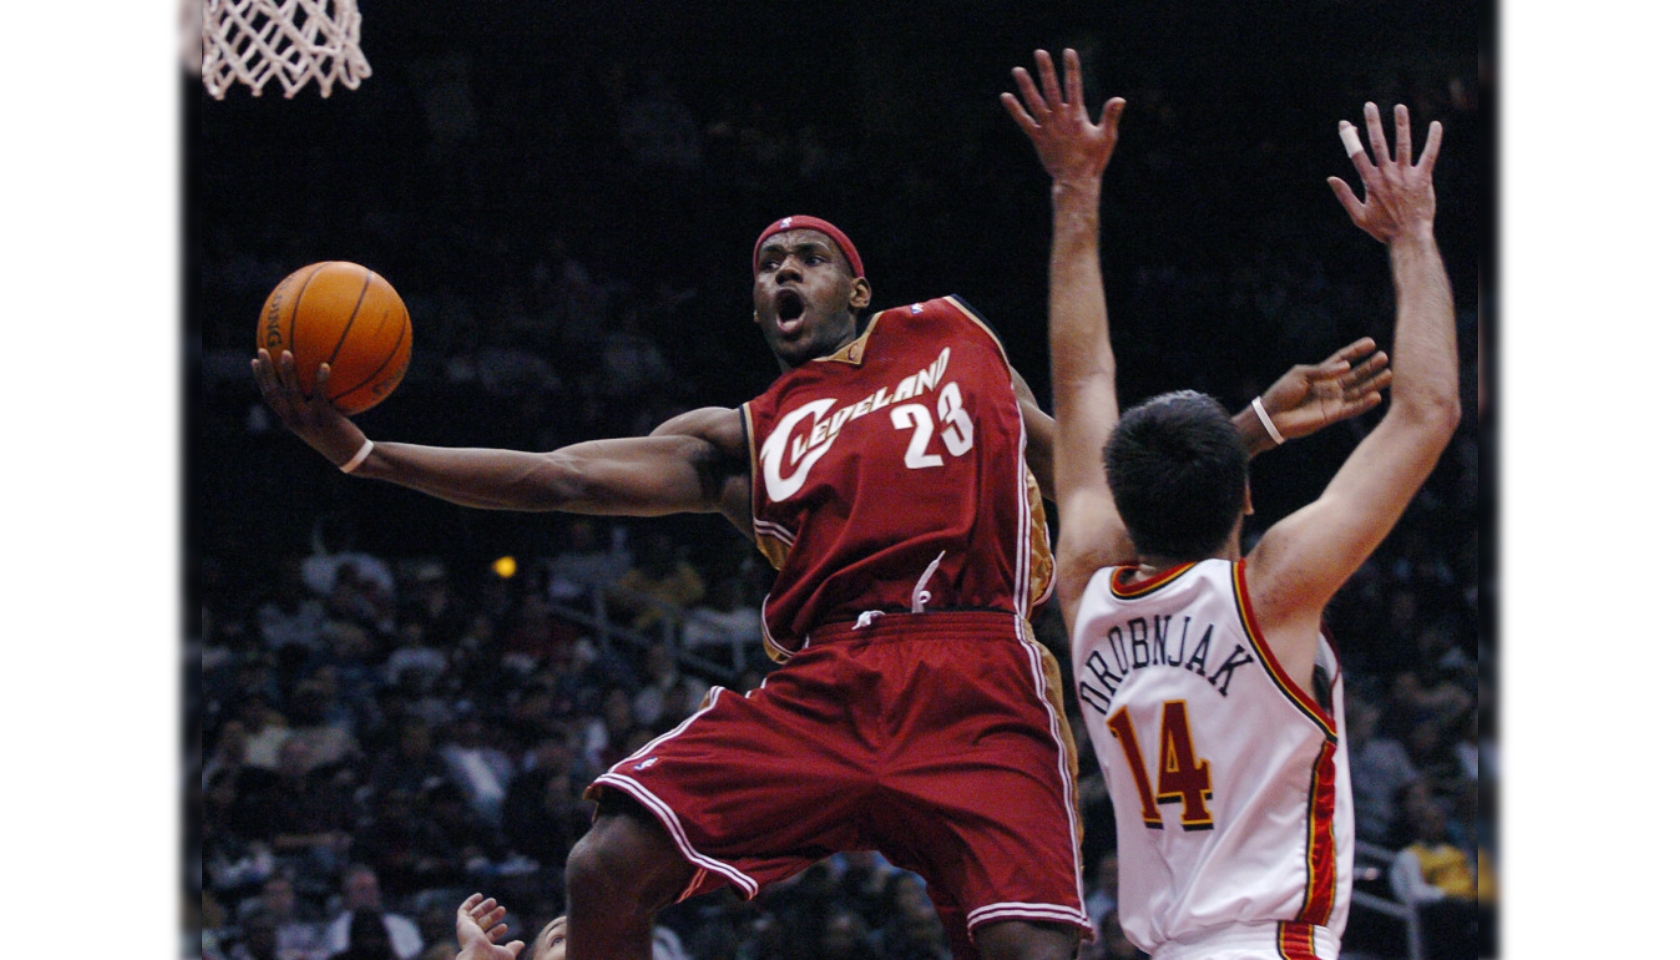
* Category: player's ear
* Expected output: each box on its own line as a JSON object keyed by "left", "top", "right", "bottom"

{"left": 850, "top": 277, "right": 872, "bottom": 311}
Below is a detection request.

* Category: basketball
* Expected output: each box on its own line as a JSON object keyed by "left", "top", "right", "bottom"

{"left": 257, "top": 261, "right": 412, "bottom": 415}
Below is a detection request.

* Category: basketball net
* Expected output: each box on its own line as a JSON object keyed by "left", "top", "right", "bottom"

{"left": 201, "top": 0, "right": 372, "bottom": 99}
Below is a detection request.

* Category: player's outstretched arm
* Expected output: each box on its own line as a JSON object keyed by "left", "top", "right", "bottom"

{"left": 1237, "top": 337, "right": 1393, "bottom": 457}
{"left": 1004, "top": 48, "right": 1133, "bottom": 610}
{"left": 253, "top": 347, "right": 747, "bottom": 518}
{"left": 1247, "top": 103, "right": 1460, "bottom": 683}
{"left": 454, "top": 894, "right": 527, "bottom": 960}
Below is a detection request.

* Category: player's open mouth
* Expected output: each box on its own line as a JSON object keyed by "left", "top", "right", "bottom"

{"left": 774, "top": 289, "right": 806, "bottom": 333}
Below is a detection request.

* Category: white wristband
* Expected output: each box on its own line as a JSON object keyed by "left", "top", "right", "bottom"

{"left": 1251, "top": 397, "right": 1285, "bottom": 446}
{"left": 339, "top": 438, "right": 375, "bottom": 474}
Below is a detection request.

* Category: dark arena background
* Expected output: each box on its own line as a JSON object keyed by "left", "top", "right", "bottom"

{"left": 193, "top": 2, "right": 1488, "bottom": 959}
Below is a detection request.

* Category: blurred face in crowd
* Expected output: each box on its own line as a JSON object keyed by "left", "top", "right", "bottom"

{"left": 344, "top": 869, "right": 383, "bottom": 911}
{"left": 262, "top": 875, "right": 296, "bottom": 916}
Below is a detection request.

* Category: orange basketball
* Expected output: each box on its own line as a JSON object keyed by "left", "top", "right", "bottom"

{"left": 257, "top": 261, "right": 412, "bottom": 415}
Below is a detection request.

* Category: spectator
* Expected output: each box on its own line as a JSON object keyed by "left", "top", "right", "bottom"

{"left": 607, "top": 532, "right": 706, "bottom": 635}
{"left": 1347, "top": 694, "right": 1420, "bottom": 847}
{"left": 546, "top": 518, "right": 633, "bottom": 606}
{"left": 1082, "top": 849, "right": 1118, "bottom": 929}
{"left": 631, "top": 644, "right": 706, "bottom": 729}
{"left": 227, "top": 909, "right": 289, "bottom": 960}
{"left": 876, "top": 874, "right": 945, "bottom": 960}
{"left": 367, "top": 719, "right": 453, "bottom": 800}
{"left": 256, "top": 558, "right": 328, "bottom": 653}
{"left": 324, "top": 867, "right": 426, "bottom": 960}
{"left": 1391, "top": 800, "right": 1478, "bottom": 960}
{"left": 203, "top": 768, "right": 276, "bottom": 901}
{"left": 680, "top": 566, "right": 764, "bottom": 672}
{"left": 303, "top": 515, "right": 396, "bottom": 602}
{"left": 351, "top": 787, "right": 460, "bottom": 899}
{"left": 233, "top": 735, "right": 354, "bottom": 885}
{"left": 240, "top": 872, "right": 328, "bottom": 960}
{"left": 286, "top": 678, "right": 360, "bottom": 773}
{"left": 503, "top": 737, "right": 590, "bottom": 869}
{"left": 328, "top": 908, "right": 401, "bottom": 960}
{"left": 438, "top": 711, "right": 516, "bottom": 826}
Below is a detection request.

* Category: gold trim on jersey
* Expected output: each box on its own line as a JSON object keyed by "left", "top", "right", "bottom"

{"left": 945, "top": 294, "right": 1012, "bottom": 361}
{"left": 1230, "top": 561, "right": 1336, "bottom": 741}
{"left": 1024, "top": 470, "right": 1055, "bottom": 613}
{"left": 813, "top": 310, "right": 884, "bottom": 366}
{"left": 1107, "top": 562, "right": 1197, "bottom": 600}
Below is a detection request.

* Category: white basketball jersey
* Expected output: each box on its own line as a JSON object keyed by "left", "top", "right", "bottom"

{"left": 1070, "top": 559, "right": 1353, "bottom": 960}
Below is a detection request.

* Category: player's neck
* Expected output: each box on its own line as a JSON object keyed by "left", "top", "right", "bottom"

{"left": 1134, "top": 541, "right": 1240, "bottom": 578}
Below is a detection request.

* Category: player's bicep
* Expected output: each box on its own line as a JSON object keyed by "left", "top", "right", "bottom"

{"left": 541, "top": 435, "right": 728, "bottom": 515}
{"left": 1053, "top": 485, "right": 1133, "bottom": 617}
{"left": 1247, "top": 420, "right": 1452, "bottom": 621}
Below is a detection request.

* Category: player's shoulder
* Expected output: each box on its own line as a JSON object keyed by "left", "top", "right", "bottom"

{"left": 885, "top": 295, "right": 1008, "bottom": 351}
{"left": 881, "top": 294, "right": 986, "bottom": 322}
{"left": 651, "top": 405, "right": 748, "bottom": 456}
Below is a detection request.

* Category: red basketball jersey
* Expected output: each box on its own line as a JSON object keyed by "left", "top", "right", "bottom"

{"left": 743, "top": 296, "right": 1053, "bottom": 658}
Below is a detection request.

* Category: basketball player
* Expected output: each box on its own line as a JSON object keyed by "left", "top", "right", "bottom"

{"left": 1004, "top": 49, "right": 1457, "bottom": 960}
{"left": 254, "top": 208, "right": 1387, "bottom": 958}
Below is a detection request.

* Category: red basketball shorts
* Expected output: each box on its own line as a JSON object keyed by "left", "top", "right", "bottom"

{"left": 587, "top": 611, "right": 1093, "bottom": 943}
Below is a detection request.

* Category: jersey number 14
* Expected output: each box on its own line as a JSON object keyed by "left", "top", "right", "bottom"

{"left": 1107, "top": 701, "right": 1215, "bottom": 831}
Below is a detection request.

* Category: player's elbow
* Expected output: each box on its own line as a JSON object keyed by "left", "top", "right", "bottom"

{"left": 1393, "top": 381, "right": 1461, "bottom": 440}
{"left": 534, "top": 450, "right": 594, "bottom": 509}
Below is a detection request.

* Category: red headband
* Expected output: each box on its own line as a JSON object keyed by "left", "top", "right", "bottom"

{"left": 753, "top": 215, "right": 864, "bottom": 278}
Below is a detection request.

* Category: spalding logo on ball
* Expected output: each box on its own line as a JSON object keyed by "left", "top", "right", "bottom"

{"left": 258, "top": 261, "right": 412, "bottom": 415}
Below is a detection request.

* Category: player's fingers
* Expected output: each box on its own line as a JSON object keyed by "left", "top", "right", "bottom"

{"left": 1342, "top": 359, "right": 1393, "bottom": 394}
{"left": 252, "top": 358, "right": 286, "bottom": 410}
{"left": 487, "top": 923, "right": 508, "bottom": 940}
{"left": 1337, "top": 121, "right": 1377, "bottom": 183}
{"left": 506, "top": 942, "right": 526, "bottom": 956}
{"left": 1394, "top": 104, "right": 1413, "bottom": 165}
{"left": 1417, "top": 120, "right": 1444, "bottom": 174}
{"left": 1350, "top": 390, "right": 1385, "bottom": 413}
{"left": 1359, "top": 369, "right": 1394, "bottom": 397}
{"left": 276, "top": 349, "right": 300, "bottom": 393}
{"left": 1001, "top": 92, "right": 1038, "bottom": 134}
{"left": 309, "top": 363, "right": 334, "bottom": 408}
{"left": 1309, "top": 359, "right": 1353, "bottom": 380}
{"left": 1363, "top": 101, "right": 1391, "bottom": 165}
{"left": 460, "top": 893, "right": 484, "bottom": 912}
{"left": 1327, "top": 176, "right": 1364, "bottom": 220}
{"left": 1035, "top": 48, "right": 1064, "bottom": 108}
{"left": 1349, "top": 348, "right": 1391, "bottom": 379}
{"left": 1328, "top": 336, "right": 1378, "bottom": 365}
{"left": 472, "top": 897, "right": 498, "bottom": 917}
{"left": 1011, "top": 66, "right": 1050, "bottom": 120}
{"left": 1063, "top": 48, "right": 1084, "bottom": 114}
{"left": 1100, "top": 97, "right": 1127, "bottom": 136}
{"left": 481, "top": 906, "right": 508, "bottom": 930}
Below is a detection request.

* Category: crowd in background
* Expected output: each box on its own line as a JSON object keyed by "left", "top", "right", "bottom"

{"left": 194, "top": 6, "right": 1485, "bottom": 957}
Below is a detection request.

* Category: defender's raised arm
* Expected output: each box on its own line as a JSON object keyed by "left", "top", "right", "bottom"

{"left": 1246, "top": 103, "right": 1460, "bottom": 681}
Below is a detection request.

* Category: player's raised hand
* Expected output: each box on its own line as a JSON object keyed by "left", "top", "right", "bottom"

{"left": 253, "top": 348, "right": 370, "bottom": 468}
{"left": 1257, "top": 337, "right": 1393, "bottom": 441}
{"left": 1328, "top": 102, "right": 1442, "bottom": 245}
{"left": 454, "top": 894, "right": 526, "bottom": 960}
{"left": 1002, "top": 48, "right": 1125, "bottom": 185}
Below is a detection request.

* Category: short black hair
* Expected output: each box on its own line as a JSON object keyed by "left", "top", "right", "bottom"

{"left": 1102, "top": 390, "right": 1248, "bottom": 560}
